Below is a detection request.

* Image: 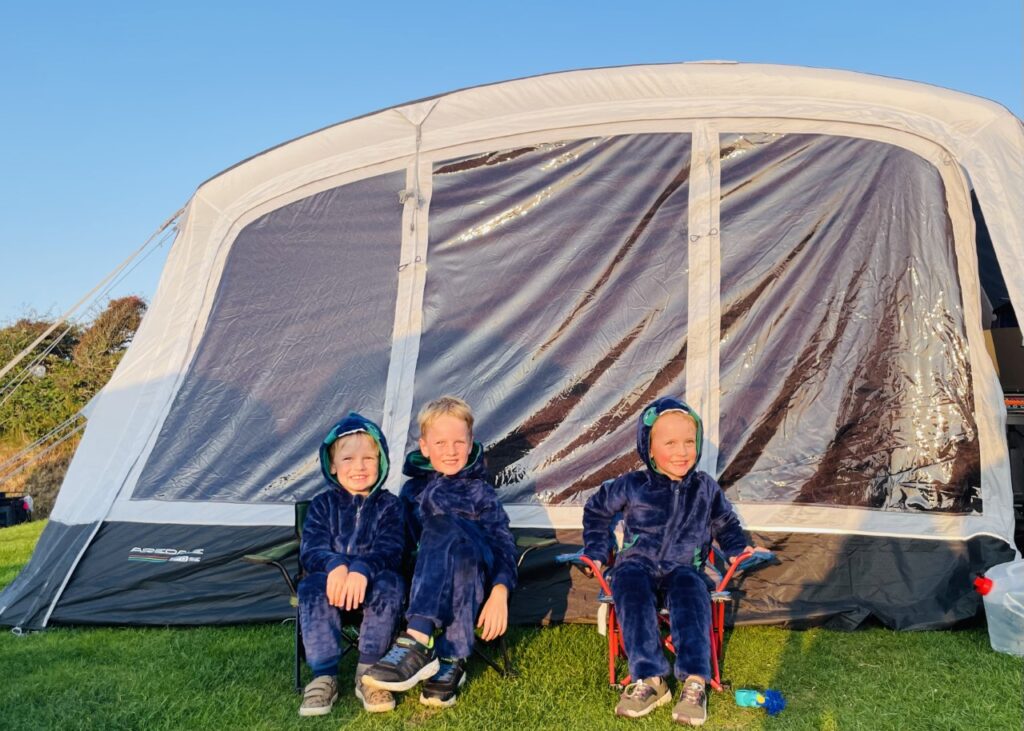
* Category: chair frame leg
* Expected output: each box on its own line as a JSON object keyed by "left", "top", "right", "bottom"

{"left": 472, "top": 635, "right": 514, "bottom": 677}
{"left": 294, "top": 612, "right": 304, "bottom": 693}
{"left": 607, "top": 607, "right": 619, "bottom": 687}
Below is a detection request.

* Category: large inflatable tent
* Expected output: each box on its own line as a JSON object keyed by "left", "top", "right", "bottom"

{"left": 3, "top": 62, "right": 1023, "bottom": 631}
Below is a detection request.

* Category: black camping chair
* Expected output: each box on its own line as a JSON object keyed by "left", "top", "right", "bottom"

{"left": 472, "top": 533, "right": 556, "bottom": 678}
{"left": 244, "top": 501, "right": 360, "bottom": 692}
{"left": 244, "top": 501, "right": 554, "bottom": 689}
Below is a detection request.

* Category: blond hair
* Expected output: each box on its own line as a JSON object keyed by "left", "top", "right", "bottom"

{"left": 417, "top": 395, "right": 474, "bottom": 437}
{"left": 329, "top": 431, "right": 378, "bottom": 463}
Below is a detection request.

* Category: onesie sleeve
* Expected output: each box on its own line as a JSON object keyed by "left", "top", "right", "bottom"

{"left": 709, "top": 478, "right": 748, "bottom": 559}
{"left": 299, "top": 493, "right": 349, "bottom": 574}
{"left": 582, "top": 477, "right": 629, "bottom": 563}
{"left": 478, "top": 487, "right": 518, "bottom": 591}
{"left": 399, "top": 479, "right": 423, "bottom": 548}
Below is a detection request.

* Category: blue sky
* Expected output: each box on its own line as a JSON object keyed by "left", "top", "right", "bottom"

{"left": 1, "top": 1, "right": 1020, "bottom": 324}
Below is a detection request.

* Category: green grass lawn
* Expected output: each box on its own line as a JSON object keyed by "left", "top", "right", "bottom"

{"left": 2, "top": 521, "right": 1021, "bottom": 730}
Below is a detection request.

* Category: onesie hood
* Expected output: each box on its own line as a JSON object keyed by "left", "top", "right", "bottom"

{"left": 636, "top": 396, "right": 703, "bottom": 478}
{"left": 318, "top": 412, "right": 390, "bottom": 492}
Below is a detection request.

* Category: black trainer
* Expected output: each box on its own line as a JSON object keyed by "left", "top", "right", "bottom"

{"left": 361, "top": 633, "right": 440, "bottom": 692}
{"left": 419, "top": 658, "right": 467, "bottom": 708}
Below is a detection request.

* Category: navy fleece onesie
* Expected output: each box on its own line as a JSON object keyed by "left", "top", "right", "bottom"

{"left": 298, "top": 413, "right": 406, "bottom": 675}
{"left": 582, "top": 397, "right": 747, "bottom": 682}
{"left": 400, "top": 443, "right": 518, "bottom": 660}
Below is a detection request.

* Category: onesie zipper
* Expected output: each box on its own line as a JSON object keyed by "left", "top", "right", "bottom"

{"left": 655, "top": 480, "right": 683, "bottom": 566}
{"left": 346, "top": 497, "right": 365, "bottom": 554}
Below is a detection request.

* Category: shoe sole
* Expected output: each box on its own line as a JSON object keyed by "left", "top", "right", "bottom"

{"left": 355, "top": 685, "right": 396, "bottom": 714}
{"left": 671, "top": 709, "right": 707, "bottom": 726}
{"left": 615, "top": 690, "right": 671, "bottom": 718}
{"left": 297, "top": 693, "right": 338, "bottom": 717}
{"left": 418, "top": 672, "right": 467, "bottom": 708}
{"left": 361, "top": 658, "right": 441, "bottom": 692}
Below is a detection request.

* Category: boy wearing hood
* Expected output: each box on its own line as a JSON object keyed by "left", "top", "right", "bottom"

{"left": 583, "top": 397, "right": 759, "bottom": 727}
{"left": 363, "top": 396, "right": 517, "bottom": 708}
{"left": 297, "top": 413, "right": 406, "bottom": 717}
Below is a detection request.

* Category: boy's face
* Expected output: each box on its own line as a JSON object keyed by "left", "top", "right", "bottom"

{"left": 649, "top": 411, "right": 698, "bottom": 481}
{"left": 330, "top": 434, "right": 379, "bottom": 496}
{"left": 419, "top": 413, "right": 472, "bottom": 476}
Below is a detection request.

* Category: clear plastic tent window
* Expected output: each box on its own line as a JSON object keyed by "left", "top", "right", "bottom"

{"left": 417, "top": 134, "right": 693, "bottom": 505}
{"left": 715, "top": 133, "right": 979, "bottom": 513}
{"left": 131, "top": 132, "right": 979, "bottom": 516}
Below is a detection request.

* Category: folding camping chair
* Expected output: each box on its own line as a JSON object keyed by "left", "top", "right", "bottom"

{"left": 563, "top": 547, "right": 771, "bottom": 692}
{"left": 244, "top": 502, "right": 555, "bottom": 690}
{"left": 242, "top": 501, "right": 354, "bottom": 693}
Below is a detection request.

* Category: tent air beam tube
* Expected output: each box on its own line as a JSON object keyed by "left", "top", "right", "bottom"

{"left": 686, "top": 123, "right": 722, "bottom": 472}
{"left": 381, "top": 130, "right": 433, "bottom": 493}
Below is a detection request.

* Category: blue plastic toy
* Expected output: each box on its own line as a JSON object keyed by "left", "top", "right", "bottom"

{"left": 735, "top": 688, "right": 786, "bottom": 716}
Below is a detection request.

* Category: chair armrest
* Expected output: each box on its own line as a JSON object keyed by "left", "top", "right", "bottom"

{"left": 243, "top": 539, "right": 300, "bottom": 565}
{"left": 516, "top": 535, "right": 557, "bottom": 550}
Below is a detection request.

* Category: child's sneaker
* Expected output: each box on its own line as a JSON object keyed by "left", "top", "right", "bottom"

{"left": 614, "top": 676, "right": 671, "bottom": 717}
{"left": 354, "top": 675, "right": 396, "bottom": 713}
{"left": 361, "top": 633, "right": 440, "bottom": 692}
{"left": 419, "top": 658, "right": 467, "bottom": 707}
{"left": 671, "top": 676, "right": 708, "bottom": 726}
{"left": 298, "top": 675, "right": 338, "bottom": 717}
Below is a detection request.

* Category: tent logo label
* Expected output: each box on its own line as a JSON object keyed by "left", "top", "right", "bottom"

{"left": 128, "top": 547, "right": 204, "bottom": 564}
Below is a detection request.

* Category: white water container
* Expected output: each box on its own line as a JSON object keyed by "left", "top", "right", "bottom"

{"left": 980, "top": 560, "right": 1024, "bottom": 657}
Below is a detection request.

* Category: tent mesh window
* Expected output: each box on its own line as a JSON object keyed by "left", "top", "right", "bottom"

{"left": 132, "top": 171, "right": 403, "bottom": 503}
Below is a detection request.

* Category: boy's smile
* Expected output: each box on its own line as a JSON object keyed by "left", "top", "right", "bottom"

{"left": 330, "top": 433, "right": 379, "bottom": 495}
{"left": 419, "top": 413, "right": 472, "bottom": 476}
{"left": 649, "top": 411, "right": 698, "bottom": 481}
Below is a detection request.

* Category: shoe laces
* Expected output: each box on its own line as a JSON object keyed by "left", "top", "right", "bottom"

{"left": 434, "top": 659, "right": 461, "bottom": 683}
{"left": 379, "top": 644, "right": 410, "bottom": 666}
{"left": 681, "top": 680, "right": 706, "bottom": 706}
{"left": 624, "top": 679, "right": 657, "bottom": 700}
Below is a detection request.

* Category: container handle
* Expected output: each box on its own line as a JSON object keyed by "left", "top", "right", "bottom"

{"left": 1005, "top": 593, "right": 1024, "bottom": 619}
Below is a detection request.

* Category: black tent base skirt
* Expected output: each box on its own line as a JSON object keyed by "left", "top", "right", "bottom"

{"left": 512, "top": 529, "right": 1017, "bottom": 631}
{"left": 3, "top": 521, "right": 1014, "bottom": 631}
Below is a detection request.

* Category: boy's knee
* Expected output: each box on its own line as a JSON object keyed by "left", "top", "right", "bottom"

{"left": 611, "top": 560, "right": 654, "bottom": 590}
{"left": 667, "top": 565, "right": 708, "bottom": 593}
{"left": 369, "top": 569, "right": 405, "bottom": 603}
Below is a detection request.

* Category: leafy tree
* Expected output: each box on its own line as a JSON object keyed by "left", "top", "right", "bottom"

{"left": 0, "top": 296, "right": 147, "bottom": 442}
{"left": 0, "top": 297, "right": 147, "bottom": 516}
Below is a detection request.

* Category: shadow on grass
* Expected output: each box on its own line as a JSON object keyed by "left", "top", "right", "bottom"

{"left": 717, "top": 534, "right": 1024, "bottom": 731}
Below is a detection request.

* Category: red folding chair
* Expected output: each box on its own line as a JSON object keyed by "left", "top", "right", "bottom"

{"left": 573, "top": 548, "right": 759, "bottom": 692}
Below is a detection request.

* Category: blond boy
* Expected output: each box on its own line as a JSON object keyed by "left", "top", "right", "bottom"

{"left": 363, "top": 396, "right": 516, "bottom": 707}
{"left": 297, "top": 413, "right": 405, "bottom": 716}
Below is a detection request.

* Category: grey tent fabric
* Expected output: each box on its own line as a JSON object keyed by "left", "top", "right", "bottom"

{"left": 1, "top": 63, "right": 1020, "bottom": 631}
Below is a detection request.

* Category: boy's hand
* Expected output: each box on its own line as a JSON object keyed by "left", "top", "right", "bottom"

{"left": 326, "top": 565, "right": 349, "bottom": 607}
{"left": 583, "top": 559, "right": 603, "bottom": 577}
{"left": 729, "top": 545, "right": 757, "bottom": 563}
{"left": 477, "top": 584, "right": 509, "bottom": 641}
{"left": 340, "top": 571, "right": 368, "bottom": 611}
{"left": 730, "top": 545, "right": 771, "bottom": 567}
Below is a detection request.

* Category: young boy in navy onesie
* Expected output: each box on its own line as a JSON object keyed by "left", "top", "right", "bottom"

{"left": 363, "top": 396, "right": 517, "bottom": 708}
{"left": 297, "top": 413, "right": 406, "bottom": 717}
{"left": 583, "top": 396, "right": 762, "bottom": 726}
